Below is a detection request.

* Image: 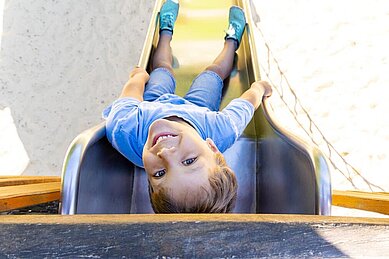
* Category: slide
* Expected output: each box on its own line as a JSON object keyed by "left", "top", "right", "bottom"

{"left": 61, "top": 0, "right": 331, "bottom": 215}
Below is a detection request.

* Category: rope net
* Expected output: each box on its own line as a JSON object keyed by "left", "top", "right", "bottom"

{"left": 249, "top": 3, "right": 384, "bottom": 192}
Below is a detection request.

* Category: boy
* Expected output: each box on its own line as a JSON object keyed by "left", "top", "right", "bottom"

{"left": 103, "top": 0, "right": 272, "bottom": 213}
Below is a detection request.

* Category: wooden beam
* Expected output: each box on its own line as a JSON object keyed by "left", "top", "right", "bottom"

{"left": 332, "top": 190, "right": 389, "bottom": 215}
{"left": 2, "top": 214, "right": 389, "bottom": 225}
{"left": 1, "top": 214, "right": 389, "bottom": 258}
{"left": 0, "top": 182, "right": 61, "bottom": 212}
{"left": 0, "top": 176, "right": 60, "bottom": 187}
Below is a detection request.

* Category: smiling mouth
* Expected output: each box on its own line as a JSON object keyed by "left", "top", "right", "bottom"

{"left": 152, "top": 133, "right": 178, "bottom": 146}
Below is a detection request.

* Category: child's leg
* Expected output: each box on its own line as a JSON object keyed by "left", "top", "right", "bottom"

{"left": 205, "top": 39, "right": 237, "bottom": 80}
{"left": 184, "top": 6, "right": 246, "bottom": 111}
{"left": 152, "top": 31, "right": 174, "bottom": 74}
{"left": 206, "top": 5, "right": 246, "bottom": 80}
{"left": 143, "top": 0, "right": 179, "bottom": 102}
{"left": 183, "top": 40, "right": 236, "bottom": 111}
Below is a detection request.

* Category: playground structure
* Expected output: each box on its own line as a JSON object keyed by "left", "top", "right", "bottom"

{"left": 60, "top": 0, "right": 331, "bottom": 215}
{"left": 2, "top": 0, "right": 389, "bottom": 258}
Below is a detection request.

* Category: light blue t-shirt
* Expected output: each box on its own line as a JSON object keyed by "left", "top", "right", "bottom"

{"left": 102, "top": 93, "right": 254, "bottom": 168}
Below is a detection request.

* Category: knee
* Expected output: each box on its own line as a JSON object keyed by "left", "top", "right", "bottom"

{"left": 153, "top": 61, "right": 174, "bottom": 75}
{"left": 205, "top": 64, "right": 224, "bottom": 78}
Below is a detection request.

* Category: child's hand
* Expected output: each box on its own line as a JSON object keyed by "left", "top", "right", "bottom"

{"left": 251, "top": 81, "right": 272, "bottom": 98}
{"left": 240, "top": 81, "right": 272, "bottom": 109}
{"left": 130, "top": 66, "right": 150, "bottom": 82}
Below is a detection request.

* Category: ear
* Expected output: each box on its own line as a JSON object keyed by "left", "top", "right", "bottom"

{"left": 206, "top": 138, "right": 220, "bottom": 153}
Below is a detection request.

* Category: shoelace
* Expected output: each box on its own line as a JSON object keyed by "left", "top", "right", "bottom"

{"left": 161, "top": 13, "right": 174, "bottom": 28}
{"left": 225, "top": 23, "right": 241, "bottom": 37}
{"left": 231, "top": 22, "right": 241, "bottom": 34}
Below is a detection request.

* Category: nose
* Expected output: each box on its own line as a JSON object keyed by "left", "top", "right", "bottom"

{"left": 157, "top": 146, "right": 176, "bottom": 159}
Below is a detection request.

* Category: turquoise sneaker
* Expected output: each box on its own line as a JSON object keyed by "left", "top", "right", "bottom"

{"left": 225, "top": 6, "right": 246, "bottom": 48}
{"left": 159, "top": 0, "right": 179, "bottom": 33}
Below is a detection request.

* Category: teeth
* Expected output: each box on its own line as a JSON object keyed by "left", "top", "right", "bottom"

{"left": 156, "top": 134, "right": 175, "bottom": 144}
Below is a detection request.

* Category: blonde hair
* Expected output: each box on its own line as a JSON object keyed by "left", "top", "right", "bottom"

{"left": 148, "top": 152, "right": 238, "bottom": 213}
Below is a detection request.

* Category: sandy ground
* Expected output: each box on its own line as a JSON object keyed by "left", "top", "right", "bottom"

{"left": 0, "top": 1, "right": 388, "bottom": 214}
{"left": 252, "top": 0, "right": 389, "bottom": 192}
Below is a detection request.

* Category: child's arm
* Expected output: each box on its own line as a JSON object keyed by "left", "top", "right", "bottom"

{"left": 119, "top": 67, "right": 150, "bottom": 101}
{"left": 239, "top": 81, "right": 272, "bottom": 110}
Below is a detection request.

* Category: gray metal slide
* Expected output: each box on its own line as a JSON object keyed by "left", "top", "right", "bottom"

{"left": 61, "top": 0, "right": 331, "bottom": 215}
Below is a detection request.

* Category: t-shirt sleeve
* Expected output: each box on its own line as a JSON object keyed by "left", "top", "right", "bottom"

{"left": 214, "top": 98, "right": 255, "bottom": 152}
{"left": 101, "top": 97, "right": 144, "bottom": 167}
{"left": 102, "top": 97, "right": 140, "bottom": 121}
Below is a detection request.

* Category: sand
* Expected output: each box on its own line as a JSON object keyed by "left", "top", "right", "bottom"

{"left": 0, "top": 0, "right": 388, "bottom": 196}
{"left": 252, "top": 0, "right": 389, "bottom": 192}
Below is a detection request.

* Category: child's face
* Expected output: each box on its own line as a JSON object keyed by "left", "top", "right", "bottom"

{"left": 143, "top": 118, "right": 219, "bottom": 202}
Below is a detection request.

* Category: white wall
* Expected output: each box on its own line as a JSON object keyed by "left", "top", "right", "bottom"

{"left": 0, "top": 0, "right": 155, "bottom": 175}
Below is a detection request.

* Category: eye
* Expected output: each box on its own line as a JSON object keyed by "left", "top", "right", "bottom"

{"left": 153, "top": 169, "right": 166, "bottom": 178}
{"left": 182, "top": 157, "right": 197, "bottom": 166}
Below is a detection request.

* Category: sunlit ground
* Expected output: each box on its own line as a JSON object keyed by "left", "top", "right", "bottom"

{"left": 253, "top": 0, "right": 389, "bottom": 193}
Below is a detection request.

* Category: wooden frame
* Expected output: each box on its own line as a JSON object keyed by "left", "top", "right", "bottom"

{"left": 0, "top": 176, "right": 61, "bottom": 212}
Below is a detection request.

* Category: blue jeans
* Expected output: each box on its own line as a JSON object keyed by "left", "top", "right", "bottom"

{"left": 143, "top": 67, "right": 224, "bottom": 111}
